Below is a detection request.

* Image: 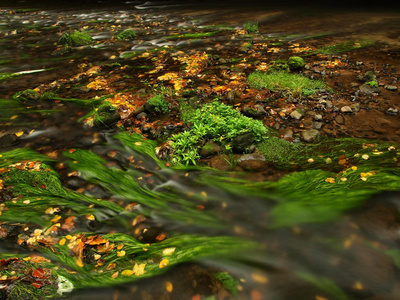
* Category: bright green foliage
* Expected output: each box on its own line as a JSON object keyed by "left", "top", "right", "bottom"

{"left": 172, "top": 101, "right": 270, "bottom": 165}
{"left": 165, "top": 31, "right": 219, "bottom": 40}
{"left": 58, "top": 31, "right": 93, "bottom": 47}
{"left": 116, "top": 29, "right": 136, "bottom": 41}
{"left": 287, "top": 56, "right": 305, "bottom": 70}
{"left": 244, "top": 21, "right": 258, "bottom": 33}
{"left": 146, "top": 94, "right": 170, "bottom": 114}
{"left": 366, "top": 80, "right": 379, "bottom": 88}
{"left": 248, "top": 71, "right": 325, "bottom": 96}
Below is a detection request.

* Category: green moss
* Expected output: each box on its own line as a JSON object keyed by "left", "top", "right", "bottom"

{"left": 214, "top": 272, "right": 239, "bottom": 296}
{"left": 116, "top": 29, "right": 137, "bottom": 41}
{"left": 248, "top": 71, "right": 325, "bottom": 96}
{"left": 165, "top": 31, "right": 219, "bottom": 40}
{"left": 58, "top": 31, "right": 93, "bottom": 47}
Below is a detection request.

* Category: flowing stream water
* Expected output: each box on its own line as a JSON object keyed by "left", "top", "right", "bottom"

{"left": 1, "top": 1, "right": 400, "bottom": 300}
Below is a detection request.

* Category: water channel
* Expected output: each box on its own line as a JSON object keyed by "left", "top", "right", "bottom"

{"left": 1, "top": 1, "right": 400, "bottom": 299}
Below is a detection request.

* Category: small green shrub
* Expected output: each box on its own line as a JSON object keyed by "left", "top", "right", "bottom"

{"left": 116, "top": 29, "right": 136, "bottom": 41}
{"left": 171, "top": 101, "right": 269, "bottom": 165}
{"left": 248, "top": 71, "right": 325, "bottom": 96}
{"left": 146, "top": 94, "right": 170, "bottom": 114}
{"left": 58, "top": 31, "right": 93, "bottom": 47}
{"left": 244, "top": 21, "right": 258, "bottom": 33}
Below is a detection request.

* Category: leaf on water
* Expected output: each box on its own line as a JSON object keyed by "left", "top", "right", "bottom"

{"left": 159, "top": 258, "right": 169, "bottom": 268}
{"left": 166, "top": 281, "right": 173, "bottom": 293}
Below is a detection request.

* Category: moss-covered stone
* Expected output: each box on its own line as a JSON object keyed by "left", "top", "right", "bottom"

{"left": 116, "top": 29, "right": 136, "bottom": 41}
{"left": 287, "top": 56, "right": 305, "bottom": 70}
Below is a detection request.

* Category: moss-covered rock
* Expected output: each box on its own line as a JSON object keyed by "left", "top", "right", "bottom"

{"left": 93, "top": 102, "right": 120, "bottom": 128}
{"left": 14, "top": 89, "right": 40, "bottom": 100}
{"left": 287, "top": 56, "right": 305, "bottom": 70}
{"left": 116, "top": 29, "right": 136, "bottom": 41}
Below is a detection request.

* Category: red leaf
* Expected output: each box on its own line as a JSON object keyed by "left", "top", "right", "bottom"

{"left": 32, "top": 268, "right": 44, "bottom": 278}
{"left": 32, "top": 281, "right": 43, "bottom": 289}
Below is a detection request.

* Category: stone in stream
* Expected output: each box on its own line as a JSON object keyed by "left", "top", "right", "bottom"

{"left": 232, "top": 132, "right": 255, "bottom": 153}
{"left": 335, "top": 115, "right": 345, "bottom": 125}
{"left": 242, "top": 105, "right": 266, "bottom": 118}
{"left": 359, "top": 83, "right": 380, "bottom": 95}
{"left": 301, "top": 129, "right": 320, "bottom": 142}
{"left": 0, "top": 134, "right": 19, "bottom": 148}
{"left": 385, "top": 85, "right": 398, "bottom": 91}
{"left": 290, "top": 109, "right": 305, "bottom": 120}
{"left": 340, "top": 106, "right": 353, "bottom": 113}
{"left": 237, "top": 152, "right": 268, "bottom": 172}
{"left": 199, "top": 140, "right": 222, "bottom": 158}
{"left": 386, "top": 107, "right": 399, "bottom": 116}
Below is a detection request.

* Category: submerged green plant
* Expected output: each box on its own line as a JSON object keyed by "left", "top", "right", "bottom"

{"left": 248, "top": 71, "right": 325, "bottom": 96}
{"left": 58, "top": 31, "right": 93, "bottom": 47}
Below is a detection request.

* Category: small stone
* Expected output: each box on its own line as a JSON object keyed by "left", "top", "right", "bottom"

{"left": 301, "top": 129, "right": 320, "bottom": 143}
{"left": 359, "top": 83, "right": 380, "bottom": 95}
{"left": 350, "top": 103, "right": 360, "bottom": 112}
{"left": 227, "top": 91, "right": 236, "bottom": 101}
{"left": 232, "top": 132, "right": 254, "bottom": 153}
{"left": 385, "top": 85, "right": 398, "bottom": 91}
{"left": 314, "top": 114, "right": 323, "bottom": 121}
{"left": 199, "top": 140, "right": 222, "bottom": 158}
{"left": 335, "top": 115, "right": 345, "bottom": 125}
{"left": 279, "top": 127, "right": 293, "bottom": 138}
{"left": 290, "top": 109, "right": 304, "bottom": 120}
{"left": 312, "top": 122, "right": 323, "bottom": 130}
{"left": 340, "top": 106, "right": 353, "bottom": 113}
{"left": 0, "top": 134, "right": 19, "bottom": 148}
{"left": 386, "top": 107, "right": 399, "bottom": 116}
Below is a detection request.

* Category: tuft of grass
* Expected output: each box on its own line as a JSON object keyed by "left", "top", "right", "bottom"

{"left": 116, "top": 29, "right": 136, "bottom": 41}
{"left": 58, "top": 31, "right": 93, "bottom": 47}
{"left": 248, "top": 71, "right": 325, "bottom": 96}
{"left": 146, "top": 94, "right": 170, "bottom": 114}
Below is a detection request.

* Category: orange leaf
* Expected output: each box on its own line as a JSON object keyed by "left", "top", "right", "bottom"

{"left": 32, "top": 281, "right": 43, "bottom": 289}
{"left": 32, "top": 268, "right": 44, "bottom": 278}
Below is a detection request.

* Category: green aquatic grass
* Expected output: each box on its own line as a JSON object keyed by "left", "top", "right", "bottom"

{"left": 317, "top": 40, "right": 373, "bottom": 54}
{"left": 58, "top": 31, "right": 93, "bottom": 47}
{"left": 248, "top": 71, "right": 325, "bottom": 96}
{"left": 165, "top": 31, "right": 219, "bottom": 40}
{"left": 116, "top": 29, "right": 136, "bottom": 41}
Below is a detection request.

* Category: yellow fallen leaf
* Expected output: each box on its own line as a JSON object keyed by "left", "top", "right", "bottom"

{"left": 162, "top": 247, "right": 176, "bottom": 256}
{"left": 352, "top": 281, "right": 363, "bottom": 290}
{"left": 121, "top": 269, "right": 134, "bottom": 276}
{"left": 251, "top": 273, "right": 269, "bottom": 284}
{"left": 75, "top": 258, "right": 84, "bottom": 268}
{"left": 15, "top": 130, "right": 24, "bottom": 137}
{"left": 112, "top": 271, "right": 119, "bottom": 279}
{"left": 133, "top": 263, "right": 146, "bottom": 276}
{"left": 59, "top": 238, "right": 66, "bottom": 246}
{"left": 117, "top": 250, "right": 126, "bottom": 257}
{"left": 159, "top": 258, "right": 169, "bottom": 268}
{"left": 166, "top": 281, "right": 173, "bottom": 293}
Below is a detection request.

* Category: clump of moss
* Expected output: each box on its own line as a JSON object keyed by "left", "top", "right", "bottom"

{"left": 14, "top": 89, "right": 40, "bottom": 100}
{"left": 244, "top": 21, "right": 258, "bottom": 33}
{"left": 287, "top": 56, "right": 305, "bottom": 70}
{"left": 58, "top": 31, "right": 93, "bottom": 47}
{"left": 248, "top": 71, "right": 325, "bottom": 96}
{"left": 366, "top": 80, "right": 379, "bottom": 88}
{"left": 145, "top": 94, "right": 170, "bottom": 114}
{"left": 116, "top": 29, "right": 136, "bottom": 41}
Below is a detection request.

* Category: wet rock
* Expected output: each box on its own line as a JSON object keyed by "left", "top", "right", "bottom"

{"left": 227, "top": 91, "right": 236, "bottom": 101}
{"left": 93, "top": 103, "right": 120, "bottom": 128}
{"left": 340, "top": 106, "right": 353, "bottom": 113}
{"left": 199, "top": 140, "right": 222, "bottom": 158}
{"left": 301, "top": 129, "right": 320, "bottom": 142}
{"left": 232, "top": 132, "right": 254, "bottom": 153}
{"left": 357, "top": 71, "right": 375, "bottom": 82}
{"left": 312, "top": 122, "right": 323, "bottom": 130}
{"left": 290, "top": 109, "right": 304, "bottom": 120}
{"left": 242, "top": 105, "right": 265, "bottom": 118}
{"left": 314, "top": 114, "right": 322, "bottom": 121}
{"left": 385, "top": 85, "right": 398, "bottom": 91}
{"left": 335, "top": 115, "right": 345, "bottom": 125}
{"left": 350, "top": 103, "right": 360, "bottom": 112}
{"left": 0, "top": 134, "right": 19, "bottom": 148}
{"left": 386, "top": 107, "right": 399, "bottom": 116}
{"left": 359, "top": 83, "right": 380, "bottom": 95}
{"left": 279, "top": 127, "right": 293, "bottom": 138}
{"left": 237, "top": 153, "right": 268, "bottom": 172}
{"left": 209, "top": 154, "right": 232, "bottom": 171}
{"left": 136, "top": 112, "right": 147, "bottom": 119}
